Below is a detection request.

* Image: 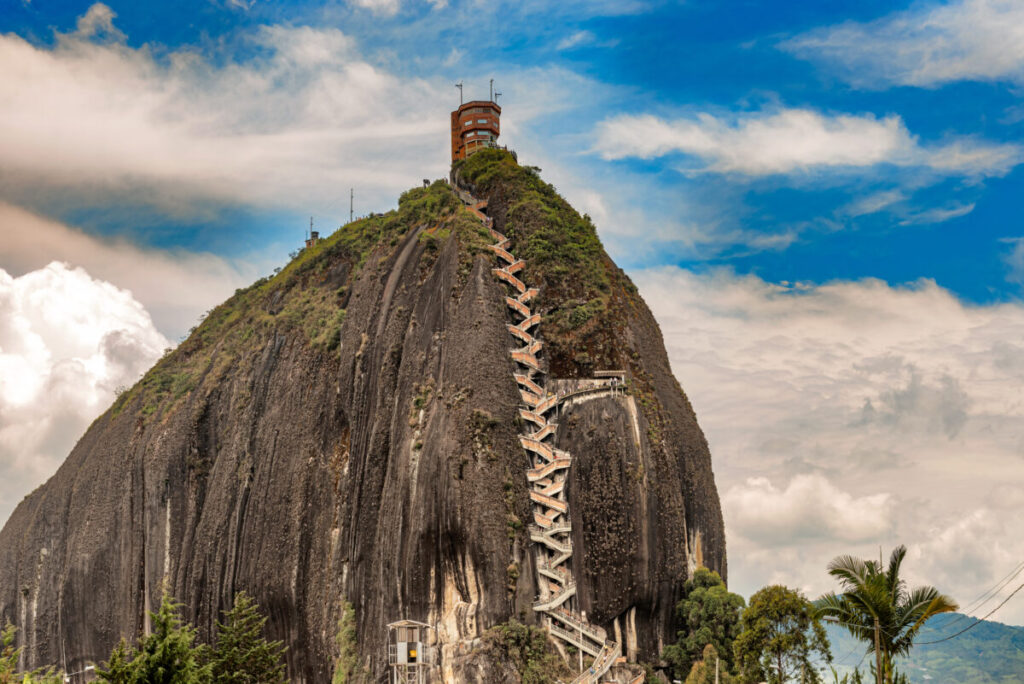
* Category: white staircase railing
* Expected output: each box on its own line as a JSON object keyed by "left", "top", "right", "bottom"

{"left": 455, "top": 179, "right": 622, "bottom": 684}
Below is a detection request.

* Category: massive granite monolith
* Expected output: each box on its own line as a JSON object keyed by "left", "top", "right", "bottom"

{"left": 0, "top": 151, "right": 725, "bottom": 682}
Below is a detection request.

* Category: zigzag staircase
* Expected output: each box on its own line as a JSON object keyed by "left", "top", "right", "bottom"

{"left": 454, "top": 180, "right": 626, "bottom": 684}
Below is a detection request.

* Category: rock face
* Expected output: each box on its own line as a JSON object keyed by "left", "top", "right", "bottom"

{"left": 0, "top": 156, "right": 724, "bottom": 681}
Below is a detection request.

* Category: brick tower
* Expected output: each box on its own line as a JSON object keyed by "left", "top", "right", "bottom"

{"left": 450, "top": 99, "right": 501, "bottom": 162}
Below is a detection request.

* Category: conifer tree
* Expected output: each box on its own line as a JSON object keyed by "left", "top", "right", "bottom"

{"left": 96, "top": 640, "right": 138, "bottom": 684}
{"left": 97, "top": 593, "right": 210, "bottom": 684}
{"left": 209, "top": 592, "right": 286, "bottom": 684}
{"left": 0, "top": 622, "right": 62, "bottom": 684}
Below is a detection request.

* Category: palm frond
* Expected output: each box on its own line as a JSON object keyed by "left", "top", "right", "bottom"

{"left": 828, "top": 555, "right": 870, "bottom": 590}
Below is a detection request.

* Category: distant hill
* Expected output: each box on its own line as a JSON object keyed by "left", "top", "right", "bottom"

{"left": 826, "top": 613, "right": 1024, "bottom": 683}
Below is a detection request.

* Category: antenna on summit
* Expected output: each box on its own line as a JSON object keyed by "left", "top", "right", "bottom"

{"left": 455, "top": 81, "right": 463, "bottom": 105}
{"left": 489, "top": 78, "right": 494, "bottom": 102}
{"left": 494, "top": 91, "right": 502, "bottom": 104}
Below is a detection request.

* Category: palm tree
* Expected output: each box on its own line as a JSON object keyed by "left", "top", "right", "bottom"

{"left": 816, "top": 545, "right": 957, "bottom": 684}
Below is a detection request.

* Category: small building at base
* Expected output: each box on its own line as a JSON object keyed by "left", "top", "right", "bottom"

{"left": 386, "top": 619, "right": 434, "bottom": 684}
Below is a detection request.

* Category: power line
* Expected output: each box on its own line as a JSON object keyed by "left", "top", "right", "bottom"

{"left": 916, "top": 580, "right": 1024, "bottom": 645}
{"left": 932, "top": 560, "right": 1024, "bottom": 633}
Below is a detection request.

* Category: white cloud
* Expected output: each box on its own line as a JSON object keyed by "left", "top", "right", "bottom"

{"left": 351, "top": 0, "right": 400, "bottom": 15}
{"left": 782, "top": 0, "right": 1024, "bottom": 88}
{"left": 843, "top": 189, "right": 907, "bottom": 217}
{"left": 0, "top": 262, "right": 169, "bottom": 525}
{"left": 898, "top": 202, "right": 976, "bottom": 226}
{"left": 0, "top": 202, "right": 254, "bottom": 339}
{"left": 633, "top": 266, "right": 1024, "bottom": 622}
{"left": 558, "top": 30, "right": 596, "bottom": 50}
{"left": 0, "top": 10, "right": 453, "bottom": 216}
{"left": 1002, "top": 237, "right": 1024, "bottom": 284}
{"left": 725, "top": 474, "right": 893, "bottom": 544}
{"left": 74, "top": 3, "right": 125, "bottom": 41}
{"left": 593, "top": 108, "right": 1022, "bottom": 177}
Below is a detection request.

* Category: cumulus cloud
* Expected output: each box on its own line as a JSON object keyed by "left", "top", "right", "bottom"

{"left": 781, "top": 0, "right": 1024, "bottom": 88}
{"left": 0, "top": 9, "right": 453, "bottom": 215}
{"left": 0, "top": 202, "right": 254, "bottom": 339}
{"left": 634, "top": 266, "right": 1024, "bottom": 622}
{"left": 74, "top": 3, "right": 125, "bottom": 41}
{"left": 0, "top": 262, "right": 169, "bottom": 524}
{"left": 593, "top": 108, "right": 1022, "bottom": 177}
{"left": 725, "top": 474, "right": 893, "bottom": 544}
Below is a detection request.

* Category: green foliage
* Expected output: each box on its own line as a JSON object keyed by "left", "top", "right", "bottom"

{"left": 829, "top": 665, "right": 865, "bottom": 684}
{"left": 97, "top": 593, "right": 210, "bottom": 684}
{"left": 734, "top": 585, "right": 832, "bottom": 684}
{"left": 97, "top": 591, "right": 286, "bottom": 684}
{"left": 111, "top": 178, "right": 489, "bottom": 426}
{"left": 454, "top": 149, "right": 613, "bottom": 374}
{"left": 663, "top": 568, "right": 745, "bottom": 679}
{"left": 685, "top": 644, "right": 737, "bottom": 684}
{"left": 0, "top": 622, "right": 63, "bottom": 684}
{"left": 331, "top": 602, "right": 359, "bottom": 684}
{"left": 95, "top": 641, "right": 137, "bottom": 684}
{"left": 815, "top": 546, "right": 958, "bottom": 684}
{"left": 209, "top": 592, "right": 286, "bottom": 684}
{"left": 484, "top": 619, "right": 572, "bottom": 684}
{"left": 0, "top": 623, "right": 17, "bottom": 684}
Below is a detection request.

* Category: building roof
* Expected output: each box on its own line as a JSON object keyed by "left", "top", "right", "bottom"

{"left": 386, "top": 619, "right": 432, "bottom": 629}
{"left": 456, "top": 100, "right": 501, "bottom": 115}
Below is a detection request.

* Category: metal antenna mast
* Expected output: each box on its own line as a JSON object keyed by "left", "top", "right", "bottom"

{"left": 309, "top": 216, "right": 313, "bottom": 240}
{"left": 489, "top": 78, "right": 494, "bottom": 102}
{"left": 350, "top": 188, "right": 354, "bottom": 222}
{"left": 494, "top": 91, "right": 502, "bottom": 104}
{"left": 455, "top": 81, "right": 463, "bottom": 105}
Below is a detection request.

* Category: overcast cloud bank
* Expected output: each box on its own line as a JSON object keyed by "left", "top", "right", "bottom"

{"left": 635, "top": 266, "right": 1024, "bottom": 623}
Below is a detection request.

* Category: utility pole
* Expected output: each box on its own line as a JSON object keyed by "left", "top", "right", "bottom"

{"left": 874, "top": 616, "right": 882, "bottom": 684}
{"left": 455, "top": 81, "right": 463, "bottom": 105}
{"left": 350, "top": 188, "right": 354, "bottom": 223}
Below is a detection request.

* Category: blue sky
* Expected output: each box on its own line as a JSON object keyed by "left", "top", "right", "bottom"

{"left": 2, "top": 0, "right": 1024, "bottom": 627}
{"left": 2, "top": 0, "right": 1021, "bottom": 305}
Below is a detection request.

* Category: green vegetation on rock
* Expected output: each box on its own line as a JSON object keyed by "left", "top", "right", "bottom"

{"left": 483, "top": 619, "right": 573, "bottom": 684}
{"left": 332, "top": 601, "right": 360, "bottom": 684}
{"left": 454, "top": 149, "right": 614, "bottom": 376}
{"left": 111, "top": 179, "right": 491, "bottom": 426}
